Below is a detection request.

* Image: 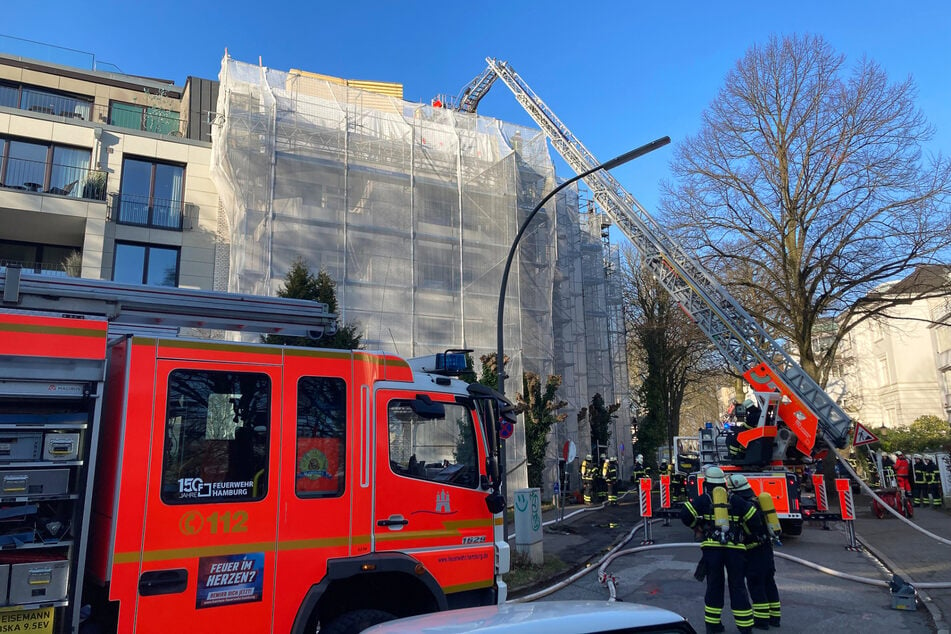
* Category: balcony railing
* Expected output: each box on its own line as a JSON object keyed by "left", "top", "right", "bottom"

{"left": 0, "top": 261, "right": 78, "bottom": 278}
{"left": 109, "top": 192, "right": 184, "bottom": 230}
{"left": 0, "top": 158, "right": 107, "bottom": 200}
{"left": 92, "top": 104, "right": 187, "bottom": 137}
{"left": 4, "top": 92, "right": 187, "bottom": 138}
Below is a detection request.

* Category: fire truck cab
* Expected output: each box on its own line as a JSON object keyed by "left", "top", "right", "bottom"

{"left": 0, "top": 269, "right": 508, "bottom": 634}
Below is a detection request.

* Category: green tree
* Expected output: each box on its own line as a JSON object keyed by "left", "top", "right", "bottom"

{"left": 663, "top": 34, "right": 951, "bottom": 387}
{"left": 623, "top": 253, "right": 720, "bottom": 468}
{"left": 588, "top": 393, "right": 619, "bottom": 460}
{"left": 517, "top": 372, "right": 567, "bottom": 488}
{"left": 878, "top": 415, "right": 951, "bottom": 453}
{"left": 263, "top": 259, "right": 362, "bottom": 349}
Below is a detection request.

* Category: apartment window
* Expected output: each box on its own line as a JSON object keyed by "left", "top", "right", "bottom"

{"left": 878, "top": 356, "right": 890, "bottom": 386}
{"left": 0, "top": 84, "right": 17, "bottom": 108}
{"left": 109, "top": 101, "right": 181, "bottom": 136}
{"left": 0, "top": 239, "right": 81, "bottom": 277}
{"left": 117, "top": 157, "right": 185, "bottom": 229}
{"left": 113, "top": 242, "right": 179, "bottom": 286}
{"left": 0, "top": 137, "right": 94, "bottom": 197}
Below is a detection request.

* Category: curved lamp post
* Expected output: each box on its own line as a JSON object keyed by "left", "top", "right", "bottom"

{"left": 494, "top": 136, "right": 670, "bottom": 509}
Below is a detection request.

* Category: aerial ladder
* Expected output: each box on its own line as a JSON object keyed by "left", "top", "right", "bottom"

{"left": 458, "top": 58, "right": 853, "bottom": 458}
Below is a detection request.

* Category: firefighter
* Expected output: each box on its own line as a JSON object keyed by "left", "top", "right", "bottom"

{"left": 603, "top": 456, "right": 619, "bottom": 505}
{"left": 894, "top": 451, "right": 911, "bottom": 499}
{"left": 728, "top": 400, "right": 757, "bottom": 461}
{"left": 727, "top": 473, "right": 780, "bottom": 630}
{"left": 924, "top": 455, "right": 943, "bottom": 508}
{"left": 882, "top": 452, "right": 896, "bottom": 488}
{"left": 633, "top": 453, "right": 647, "bottom": 482}
{"left": 581, "top": 454, "right": 596, "bottom": 505}
{"left": 911, "top": 454, "right": 927, "bottom": 507}
{"left": 597, "top": 454, "right": 608, "bottom": 501}
{"left": 680, "top": 466, "right": 755, "bottom": 634}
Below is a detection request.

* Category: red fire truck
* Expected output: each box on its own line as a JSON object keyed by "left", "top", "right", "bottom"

{"left": 0, "top": 269, "right": 509, "bottom": 633}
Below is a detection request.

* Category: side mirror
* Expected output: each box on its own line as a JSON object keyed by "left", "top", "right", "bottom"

{"left": 484, "top": 491, "right": 505, "bottom": 515}
{"left": 409, "top": 394, "right": 446, "bottom": 419}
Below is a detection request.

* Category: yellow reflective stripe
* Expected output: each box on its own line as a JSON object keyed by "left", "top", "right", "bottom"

{"left": 277, "top": 536, "right": 353, "bottom": 551}
{"left": 444, "top": 578, "right": 494, "bottom": 594}
{"left": 376, "top": 528, "right": 458, "bottom": 542}
{"left": 0, "top": 322, "right": 105, "bottom": 338}
{"left": 115, "top": 541, "right": 276, "bottom": 565}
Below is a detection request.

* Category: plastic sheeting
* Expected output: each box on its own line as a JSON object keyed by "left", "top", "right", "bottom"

{"left": 210, "top": 55, "right": 632, "bottom": 496}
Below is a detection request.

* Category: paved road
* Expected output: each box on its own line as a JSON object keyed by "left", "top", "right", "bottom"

{"left": 851, "top": 493, "right": 951, "bottom": 633}
{"left": 510, "top": 493, "right": 946, "bottom": 633}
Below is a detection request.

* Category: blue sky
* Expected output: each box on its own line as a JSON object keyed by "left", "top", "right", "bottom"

{"left": 5, "top": 1, "right": 949, "bottom": 216}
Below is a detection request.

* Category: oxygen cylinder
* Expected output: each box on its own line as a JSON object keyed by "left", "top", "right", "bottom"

{"left": 758, "top": 491, "right": 781, "bottom": 540}
{"left": 713, "top": 485, "right": 729, "bottom": 542}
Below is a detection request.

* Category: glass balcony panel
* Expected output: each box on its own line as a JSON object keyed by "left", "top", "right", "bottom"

{"left": 145, "top": 107, "right": 181, "bottom": 135}
{"left": 109, "top": 102, "right": 144, "bottom": 130}
{"left": 117, "top": 193, "right": 151, "bottom": 225}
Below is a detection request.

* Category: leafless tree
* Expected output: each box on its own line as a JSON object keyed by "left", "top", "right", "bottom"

{"left": 663, "top": 34, "right": 951, "bottom": 387}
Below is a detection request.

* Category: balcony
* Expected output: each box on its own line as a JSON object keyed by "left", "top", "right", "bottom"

{"left": 0, "top": 259, "right": 80, "bottom": 278}
{"left": 93, "top": 103, "right": 187, "bottom": 137}
{"left": 0, "top": 158, "right": 107, "bottom": 201}
{"left": 109, "top": 193, "right": 191, "bottom": 231}
{"left": 3, "top": 88, "right": 187, "bottom": 138}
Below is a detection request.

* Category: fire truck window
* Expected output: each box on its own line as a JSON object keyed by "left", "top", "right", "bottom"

{"left": 296, "top": 376, "right": 347, "bottom": 498}
{"left": 162, "top": 369, "right": 271, "bottom": 504}
{"left": 388, "top": 400, "right": 478, "bottom": 489}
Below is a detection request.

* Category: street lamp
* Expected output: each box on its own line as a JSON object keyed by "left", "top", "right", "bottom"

{"left": 496, "top": 136, "right": 671, "bottom": 397}
{"left": 495, "top": 136, "right": 670, "bottom": 504}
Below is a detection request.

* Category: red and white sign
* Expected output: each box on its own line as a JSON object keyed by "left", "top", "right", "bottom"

{"left": 639, "top": 478, "right": 652, "bottom": 517}
{"left": 852, "top": 422, "right": 879, "bottom": 447}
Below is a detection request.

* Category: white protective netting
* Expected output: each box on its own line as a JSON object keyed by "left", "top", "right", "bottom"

{"left": 210, "top": 55, "right": 632, "bottom": 495}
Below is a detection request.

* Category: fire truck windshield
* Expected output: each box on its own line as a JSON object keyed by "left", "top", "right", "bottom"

{"left": 388, "top": 400, "right": 478, "bottom": 489}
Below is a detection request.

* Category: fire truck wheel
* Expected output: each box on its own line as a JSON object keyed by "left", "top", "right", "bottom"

{"left": 321, "top": 608, "right": 396, "bottom": 634}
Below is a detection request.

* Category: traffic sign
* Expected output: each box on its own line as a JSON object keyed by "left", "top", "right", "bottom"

{"left": 499, "top": 420, "right": 514, "bottom": 440}
{"left": 852, "top": 422, "right": 879, "bottom": 447}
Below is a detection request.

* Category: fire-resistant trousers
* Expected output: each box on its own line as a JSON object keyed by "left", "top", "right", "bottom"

{"left": 702, "top": 546, "right": 753, "bottom": 631}
{"left": 745, "top": 543, "right": 781, "bottom": 627}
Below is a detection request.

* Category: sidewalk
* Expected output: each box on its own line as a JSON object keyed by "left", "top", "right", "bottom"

{"left": 506, "top": 491, "right": 649, "bottom": 596}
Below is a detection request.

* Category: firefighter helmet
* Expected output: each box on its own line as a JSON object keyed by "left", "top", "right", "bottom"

{"left": 704, "top": 466, "right": 726, "bottom": 485}
{"left": 600, "top": 454, "right": 607, "bottom": 461}
{"left": 585, "top": 454, "right": 593, "bottom": 462}
{"left": 895, "top": 450, "right": 904, "bottom": 456}
{"left": 726, "top": 473, "right": 751, "bottom": 492}
{"left": 913, "top": 453, "right": 922, "bottom": 460}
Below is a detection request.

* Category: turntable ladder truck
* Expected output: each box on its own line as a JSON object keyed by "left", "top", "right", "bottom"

{"left": 456, "top": 58, "right": 856, "bottom": 532}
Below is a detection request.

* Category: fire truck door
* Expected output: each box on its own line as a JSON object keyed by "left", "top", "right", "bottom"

{"left": 373, "top": 389, "right": 495, "bottom": 593}
{"left": 136, "top": 361, "right": 280, "bottom": 632}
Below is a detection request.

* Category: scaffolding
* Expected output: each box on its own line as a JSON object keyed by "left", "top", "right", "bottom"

{"left": 210, "top": 55, "right": 630, "bottom": 494}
